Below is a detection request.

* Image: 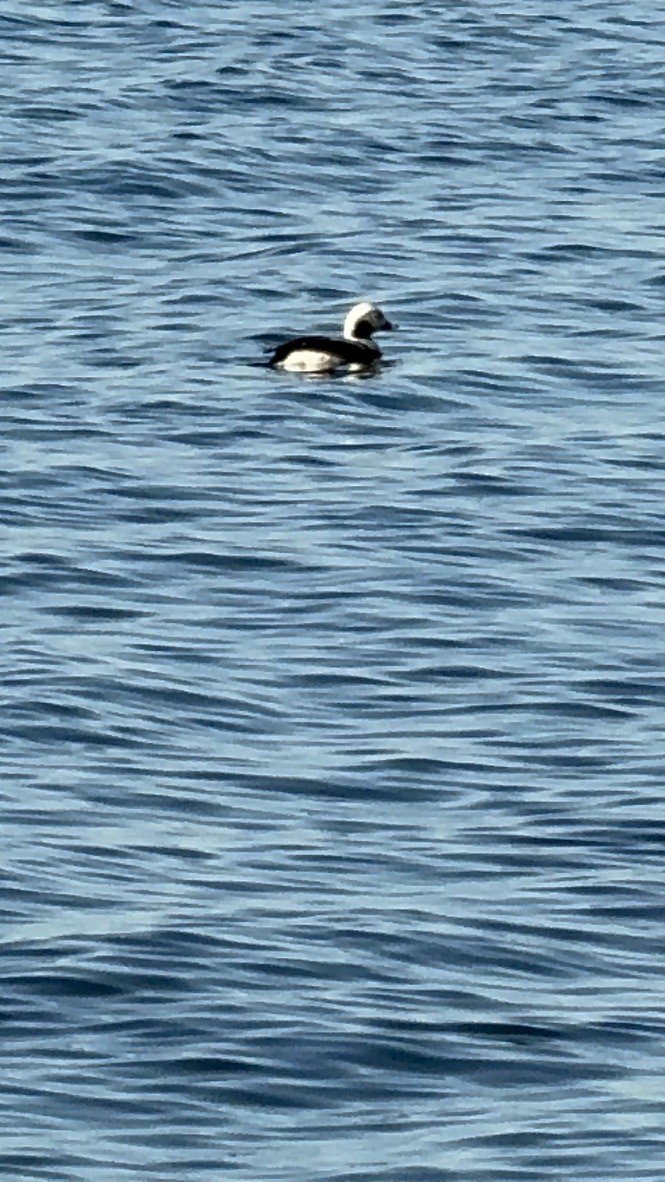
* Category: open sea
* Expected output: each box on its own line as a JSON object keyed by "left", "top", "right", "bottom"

{"left": 2, "top": 2, "right": 665, "bottom": 1179}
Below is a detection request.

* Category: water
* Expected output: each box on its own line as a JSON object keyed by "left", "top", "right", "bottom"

{"left": 2, "top": 2, "right": 665, "bottom": 1179}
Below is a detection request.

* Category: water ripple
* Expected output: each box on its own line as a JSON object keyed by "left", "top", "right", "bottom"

{"left": 1, "top": 2, "right": 665, "bottom": 1180}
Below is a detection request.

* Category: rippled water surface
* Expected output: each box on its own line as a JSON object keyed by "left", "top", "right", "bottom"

{"left": 2, "top": 2, "right": 665, "bottom": 1179}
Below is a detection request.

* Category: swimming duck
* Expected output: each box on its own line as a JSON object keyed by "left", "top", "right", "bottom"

{"left": 268, "top": 301, "right": 394, "bottom": 373}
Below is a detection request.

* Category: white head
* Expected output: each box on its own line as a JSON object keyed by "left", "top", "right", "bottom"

{"left": 342, "top": 301, "right": 394, "bottom": 341}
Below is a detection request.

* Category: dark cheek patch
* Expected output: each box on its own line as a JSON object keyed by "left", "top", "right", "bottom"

{"left": 353, "top": 318, "right": 374, "bottom": 339}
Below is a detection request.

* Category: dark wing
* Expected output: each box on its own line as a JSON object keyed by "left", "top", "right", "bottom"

{"left": 268, "top": 335, "right": 378, "bottom": 367}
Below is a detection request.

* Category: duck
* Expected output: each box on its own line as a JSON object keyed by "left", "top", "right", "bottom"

{"left": 267, "top": 301, "right": 395, "bottom": 374}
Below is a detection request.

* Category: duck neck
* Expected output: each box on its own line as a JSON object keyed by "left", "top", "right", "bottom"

{"left": 344, "top": 319, "right": 375, "bottom": 344}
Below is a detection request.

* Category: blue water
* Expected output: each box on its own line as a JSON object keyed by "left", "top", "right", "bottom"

{"left": 2, "top": 2, "right": 665, "bottom": 1179}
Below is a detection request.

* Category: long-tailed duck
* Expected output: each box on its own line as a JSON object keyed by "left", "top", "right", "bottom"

{"left": 268, "top": 301, "right": 394, "bottom": 374}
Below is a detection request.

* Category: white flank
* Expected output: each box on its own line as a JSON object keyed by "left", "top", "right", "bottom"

{"left": 278, "top": 349, "right": 340, "bottom": 373}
